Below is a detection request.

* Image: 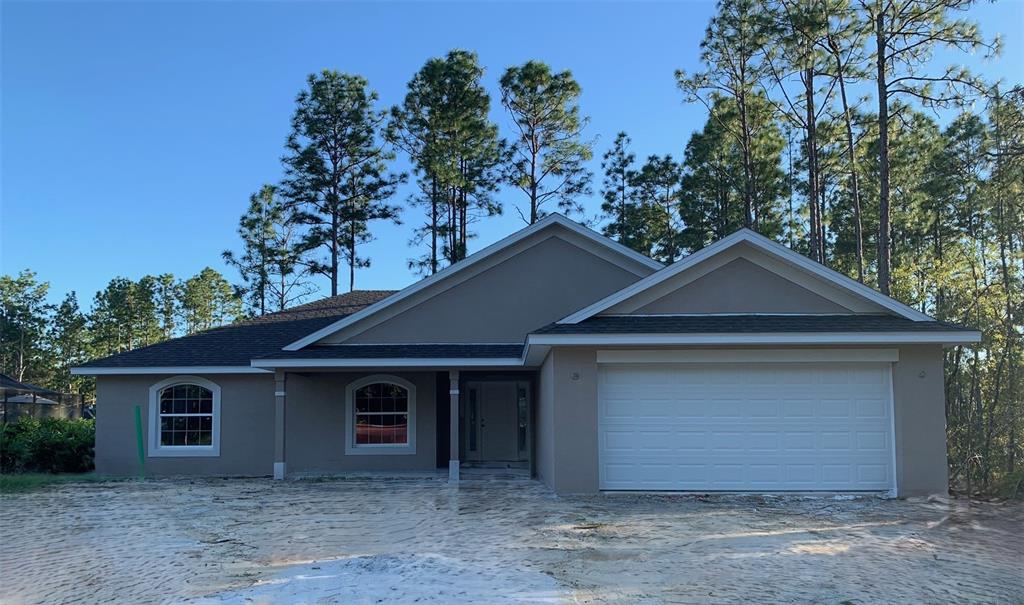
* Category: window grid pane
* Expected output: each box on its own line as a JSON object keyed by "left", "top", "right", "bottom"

{"left": 159, "top": 384, "right": 214, "bottom": 447}
{"left": 354, "top": 382, "right": 409, "bottom": 446}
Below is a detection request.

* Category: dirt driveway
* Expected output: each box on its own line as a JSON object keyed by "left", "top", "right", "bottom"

{"left": 1, "top": 477, "right": 1021, "bottom": 604}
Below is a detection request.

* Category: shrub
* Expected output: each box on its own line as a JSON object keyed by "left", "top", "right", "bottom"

{"left": 0, "top": 418, "right": 95, "bottom": 474}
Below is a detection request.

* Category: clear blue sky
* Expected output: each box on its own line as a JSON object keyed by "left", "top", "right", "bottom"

{"left": 3, "top": 1, "right": 1021, "bottom": 306}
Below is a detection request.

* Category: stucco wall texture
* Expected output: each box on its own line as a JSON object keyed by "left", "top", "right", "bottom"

{"left": 535, "top": 345, "right": 949, "bottom": 497}
{"left": 95, "top": 371, "right": 436, "bottom": 477}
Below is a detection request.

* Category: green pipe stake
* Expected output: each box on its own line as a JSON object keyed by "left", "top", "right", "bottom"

{"left": 134, "top": 405, "right": 146, "bottom": 478}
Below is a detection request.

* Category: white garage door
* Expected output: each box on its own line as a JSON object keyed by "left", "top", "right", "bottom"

{"left": 598, "top": 362, "right": 895, "bottom": 491}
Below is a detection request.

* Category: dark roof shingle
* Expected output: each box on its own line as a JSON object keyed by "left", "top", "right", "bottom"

{"left": 241, "top": 290, "right": 397, "bottom": 323}
{"left": 78, "top": 291, "right": 395, "bottom": 369}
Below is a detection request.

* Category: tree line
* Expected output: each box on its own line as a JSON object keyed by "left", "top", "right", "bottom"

{"left": 1, "top": 0, "right": 1019, "bottom": 495}
{"left": 0, "top": 268, "right": 242, "bottom": 395}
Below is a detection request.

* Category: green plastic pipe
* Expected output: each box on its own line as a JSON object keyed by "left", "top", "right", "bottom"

{"left": 134, "top": 405, "right": 145, "bottom": 478}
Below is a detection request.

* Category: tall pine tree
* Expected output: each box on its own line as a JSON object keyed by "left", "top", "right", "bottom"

{"left": 499, "top": 61, "right": 593, "bottom": 223}
{"left": 283, "top": 71, "right": 404, "bottom": 294}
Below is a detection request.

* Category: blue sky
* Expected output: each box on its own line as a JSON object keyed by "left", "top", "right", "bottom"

{"left": 3, "top": 1, "right": 1021, "bottom": 307}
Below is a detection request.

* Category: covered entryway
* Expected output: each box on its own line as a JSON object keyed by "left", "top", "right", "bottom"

{"left": 597, "top": 357, "right": 896, "bottom": 492}
{"left": 461, "top": 379, "right": 531, "bottom": 468}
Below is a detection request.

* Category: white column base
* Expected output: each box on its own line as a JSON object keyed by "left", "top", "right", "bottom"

{"left": 448, "top": 460, "right": 460, "bottom": 483}
{"left": 273, "top": 462, "right": 287, "bottom": 480}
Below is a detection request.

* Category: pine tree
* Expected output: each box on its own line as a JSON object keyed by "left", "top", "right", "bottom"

{"left": 632, "top": 155, "right": 684, "bottom": 263}
{"left": 678, "top": 96, "right": 787, "bottom": 251}
{"left": 48, "top": 292, "right": 89, "bottom": 393}
{"left": 390, "top": 50, "right": 504, "bottom": 271}
{"left": 762, "top": 0, "right": 835, "bottom": 263}
{"left": 224, "top": 185, "right": 312, "bottom": 315}
{"left": 599, "top": 133, "right": 642, "bottom": 249}
{"left": 499, "top": 61, "right": 593, "bottom": 223}
{"left": 178, "top": 268, "right": 242, "bottom": 334}
{"left": 677, "top": 0, "right": 773, "bottom": 230}
{"left": 0, "top": 270, "right": 53, "bottom": 384}
{"left": 282, "top": 71, "right": 404, "bottom": 294}
{"left": 857, "top": 0, "right": 996, "bottom": 294}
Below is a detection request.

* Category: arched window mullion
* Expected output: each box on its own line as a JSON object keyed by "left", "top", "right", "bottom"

{"left": 148, "top": 376, "right": 222, "bottom": 458}
{"left": 345, "top": 375, "right": 417, "bottom": 455}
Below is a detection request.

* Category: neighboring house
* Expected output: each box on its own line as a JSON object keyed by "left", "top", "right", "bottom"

{"left": 73, "top": 215, "right": 979, "bottom": 496}
{"left": 1, "top": 373, "right": 89, "bottom": 421}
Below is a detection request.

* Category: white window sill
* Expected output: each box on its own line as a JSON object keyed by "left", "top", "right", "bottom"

{"left": 148, "top": 446, "right": 220, "bottom": 458}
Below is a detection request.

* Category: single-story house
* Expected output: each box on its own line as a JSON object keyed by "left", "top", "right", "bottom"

{"left": 73, "top": 215, "right": 980, "bottom": 496}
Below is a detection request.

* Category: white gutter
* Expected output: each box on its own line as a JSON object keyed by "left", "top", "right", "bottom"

{"left": 526, "top": 331, "right": 982, "bottom": 347}
{"left": 251, "top": 357, "right": 525, "bottom": 369}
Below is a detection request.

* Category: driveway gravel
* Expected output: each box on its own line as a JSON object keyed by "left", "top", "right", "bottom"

{"left": 1, "top": 476, "right": 1021, "bottom": 604}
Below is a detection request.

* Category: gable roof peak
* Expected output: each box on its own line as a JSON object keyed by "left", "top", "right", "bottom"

{"left": 281, "top": 212, "right": 662, "bottom": 351}
{"left": 557, "top": 228, "right": 934, "bottom": 324}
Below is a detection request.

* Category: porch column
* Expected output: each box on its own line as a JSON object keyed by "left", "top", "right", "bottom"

{"left": 274, "top": 370, "right": 287, "bottom": 480}
{"left": 448, "top": 369, "right": 460, "bottom": 482}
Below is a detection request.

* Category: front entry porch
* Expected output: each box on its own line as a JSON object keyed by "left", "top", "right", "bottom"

{"left": 439, "top": 370, "right": 535, "bottom": 483}
{"left": 269, "top": 367, "right": 535, "bottom": 483}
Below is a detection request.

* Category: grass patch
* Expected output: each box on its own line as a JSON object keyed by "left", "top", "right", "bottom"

{"left": 0, "top": 472, "right": 102, "bottom": 494}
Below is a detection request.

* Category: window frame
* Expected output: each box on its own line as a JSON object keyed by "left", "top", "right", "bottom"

{"left": 344, "top": 374, "right": 417, "bottom": 455}
{"left": 148, "top": 376, "right": 221, "bottom": 458}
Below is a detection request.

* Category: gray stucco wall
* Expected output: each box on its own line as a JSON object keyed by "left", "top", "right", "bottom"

{"left": 342, "top": 236, "right": 646, "bottom": 344}
{"left": 632, "top": 258, "right": 853, "bottom": 314}
{"left": 94, "top": 371, "right": 436, "bottom": 477}
{"left": 95, "top": 374, "right": 276, "bottom": 476}
{"left": 535, "top": 345, "right": 949, "bottom": 497}
{"left": 891, "top": 345, "right": 949, "bottom": 496}
{"left": 284, "top": 371, "right": 437, "bottom": 473}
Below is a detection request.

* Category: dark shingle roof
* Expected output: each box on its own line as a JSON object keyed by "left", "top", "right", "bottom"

{"left": 533, "top": 314, "right": 977, "bottom": 335}
{"left": 241, "top": 290, "right": 397, "bottom": 323}
{"left": 0, "top": 373, "right": 59, "bottom": 395}
{"left": 77, "top": 291, "right": 395, "bottom": 369}
{"left": 256, "top": 344, "right": 524, "bottom": 360}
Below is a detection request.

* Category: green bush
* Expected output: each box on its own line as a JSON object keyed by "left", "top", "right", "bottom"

{"left": 0, "top": 418, "right": 95, "bottom": 474}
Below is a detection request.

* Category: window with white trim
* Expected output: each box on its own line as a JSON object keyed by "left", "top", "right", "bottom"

{"left": 148, "top": 376, "right": 221, "bottom": 457}
{"left": 158, "top": 384, "right": 214, "bottom": 446}
{"left": 345, "top": 375, "right": 416, "bottom": 455}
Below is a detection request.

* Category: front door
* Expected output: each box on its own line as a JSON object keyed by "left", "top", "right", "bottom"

{"left": 463, "top": 380, "right": 529, "bottom": 463}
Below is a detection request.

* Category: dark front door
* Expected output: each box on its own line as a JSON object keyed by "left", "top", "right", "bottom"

{"left": 464, "top": 380, "right": 529, "bottom": 463}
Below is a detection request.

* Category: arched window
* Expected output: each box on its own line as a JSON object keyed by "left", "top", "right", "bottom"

{"left": 345, "top": 375, "right": 416, "bottom": 455}
{"left": 148, "top": 376, "right": 221, "bottom": 457}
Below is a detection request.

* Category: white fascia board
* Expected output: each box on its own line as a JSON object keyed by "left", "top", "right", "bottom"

{"left": 71, "top": 366, "right": 271, "bottom": 375}
{"left": 527, "top": 331, "right": 982, "bottom": 346}
{"left": 596, "top": 348, "right": 901, "bottom": 363}
{"left": 557, "top": 229, "right": 933, "bottom": 324}
{"left": 283, "top": 214, "right": 662, "bottom": 352}
{"left": 251, "top": 358, "right": 525, "bottom": 369}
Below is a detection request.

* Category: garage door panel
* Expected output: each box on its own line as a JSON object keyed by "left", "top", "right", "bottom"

{"left": 598, "top": 362, "right": 895, "bottom": 492}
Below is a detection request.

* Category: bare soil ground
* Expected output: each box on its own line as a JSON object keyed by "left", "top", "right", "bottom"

{"left": 1, "top": 477, "right": 1022, "bottom": 604}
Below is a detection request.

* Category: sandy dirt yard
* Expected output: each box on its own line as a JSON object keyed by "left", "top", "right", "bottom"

{"left": 1, "top": 477, "right": 1022, "bottom": 605}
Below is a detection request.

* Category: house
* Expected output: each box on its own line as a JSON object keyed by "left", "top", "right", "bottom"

{"left": 72, "top": 215, "right": 980, "bottom": 496}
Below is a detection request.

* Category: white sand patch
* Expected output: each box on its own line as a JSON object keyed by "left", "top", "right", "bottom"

{"left": 178, "top": 553, "right": 569, "bottom": 605}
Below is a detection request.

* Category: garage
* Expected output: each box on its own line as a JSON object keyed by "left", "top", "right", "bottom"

{"left": 597, "top": 358, "right": 896, "bottom": 492}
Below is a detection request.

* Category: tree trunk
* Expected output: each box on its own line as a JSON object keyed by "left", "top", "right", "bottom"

{"left": 875, "top": 9, "right": 892, "bottom": 294}
{"left": 349, "top": 218, "right": 357, "bottom": 292}
{"left": 330, "top": 212, "right": 339, "bottom": 296}
{"left": 530, "top": 148, "right": 539, "bottom": 224}
{"left": 833, "top": 39, "right": 865, "bottom": 282}
{"left": 430, "top": 177, "right": 439, "bottom": 275}
{"left": 738, "top": 93, "right": 756, "bottom": 230}
{"left": 805, "top": 67, "right": 821, "bottom": 263}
